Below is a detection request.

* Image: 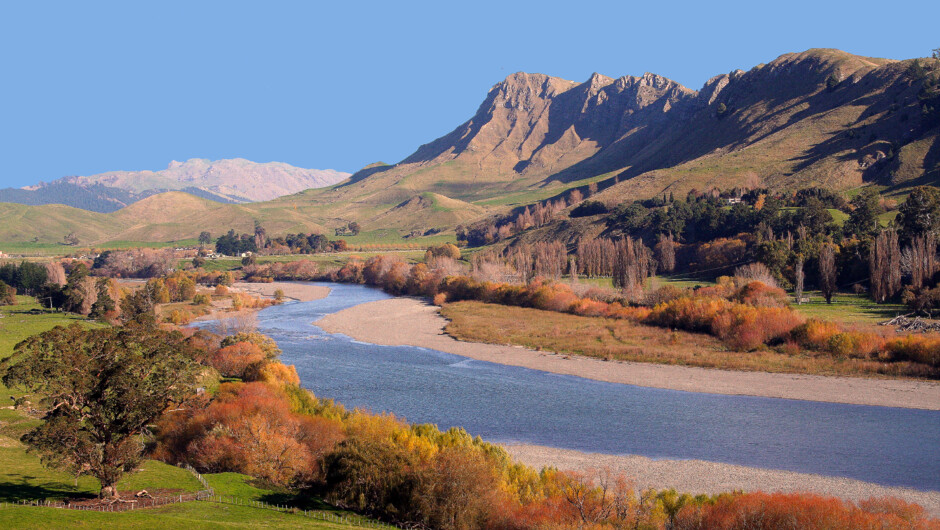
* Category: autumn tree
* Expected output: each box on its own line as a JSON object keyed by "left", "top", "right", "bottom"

{"left": 0, "top": 280, "right": 16, "bottom": 305}
{"left": 1, "top": 324, "right": 200, "bottom": 498}
{"left": 253, "top": 220, "right": 267, "bottom": 250}
{"left": 794, "top": 255, "right": 805, "bottom": 304}
{"left": 905, "top": 234, "right": 938, "bottom": 290}
{"left": 819, "top": 244, "right": 837, "bottom": 304}
{"left": 870, "top": 230, "right": 902, "bottom": 302}
{"left": 655, "top": 233, "right": 676, "bottom": 273}
{"left": 613, "top": 237, "right": 652, "bottom": 297}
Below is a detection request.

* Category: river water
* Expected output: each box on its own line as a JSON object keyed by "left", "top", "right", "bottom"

{"left": 208, "top": 282, "right": 940, "bottom": 491}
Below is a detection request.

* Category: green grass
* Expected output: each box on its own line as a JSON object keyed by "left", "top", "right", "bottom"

{"left": 792, "top": 291, "right": 908, "bottom": 324}
{"left": 187, "top": 250, "right": 428, "bottom": 272}
{"left": 574, "top": 274, "right": 717, "bottom": 291}
{"left": 0, "top": 240, "right": 200, "bottom": 257}
{"left": 0, "top": 502, "right": 354, "bottom": 528}
{"left": 473, "top": 172, "right": 614, "bottom": 208}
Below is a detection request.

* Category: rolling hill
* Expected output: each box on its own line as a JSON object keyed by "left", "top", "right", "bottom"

{"left": 1, "top": 48, "right": 937, "bottom": 246}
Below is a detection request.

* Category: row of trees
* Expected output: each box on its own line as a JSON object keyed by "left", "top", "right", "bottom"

{"left": 214, "top": 225, "right": 349, "bottom": 256}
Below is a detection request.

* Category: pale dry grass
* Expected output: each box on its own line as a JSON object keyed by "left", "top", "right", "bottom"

{"left": 442, "top": 301, "right": 934, "bottom": 378}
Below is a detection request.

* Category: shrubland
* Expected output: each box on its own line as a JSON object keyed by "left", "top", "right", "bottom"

{"left": 320, "top": 253, "right": 940, "bottom": 377}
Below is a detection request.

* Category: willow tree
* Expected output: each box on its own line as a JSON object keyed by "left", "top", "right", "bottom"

{"left": 1, "top": 323, "right": 200, "bottom": 498}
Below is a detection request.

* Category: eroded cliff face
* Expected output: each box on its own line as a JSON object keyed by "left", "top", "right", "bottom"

{"left": 383, "top": 47, "right": 935, "bottom": 203}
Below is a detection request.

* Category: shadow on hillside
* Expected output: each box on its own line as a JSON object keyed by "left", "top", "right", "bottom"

{"left": 336, "top": 164, "right": 396, "bottom": 188}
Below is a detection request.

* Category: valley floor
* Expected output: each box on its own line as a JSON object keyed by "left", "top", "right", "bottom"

{"left": 314, "top": 297, "right": 940, "bottom": 410}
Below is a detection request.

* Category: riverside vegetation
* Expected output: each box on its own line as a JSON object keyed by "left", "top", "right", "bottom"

{"left": 0, "top": 292, "right": 937, "bottom": 529}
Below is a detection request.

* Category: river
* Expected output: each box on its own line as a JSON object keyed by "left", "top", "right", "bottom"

{"left": 205, "top": 282, "right": 940, "bottom": 492}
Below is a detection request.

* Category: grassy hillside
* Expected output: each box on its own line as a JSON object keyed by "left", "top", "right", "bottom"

{"left": 1, "top": 49, "right": 937, "bottom": 248}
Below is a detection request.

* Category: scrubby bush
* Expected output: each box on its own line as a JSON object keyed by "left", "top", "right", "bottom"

{"left": 674, "top": 491, "right": 935, "bottom": 530}
{"left": 0, "top": 280, "right": 16, "bottom": 305}
{"left": 886, "top": 335, "right": 940, "bottom": 367}
{"left": 193, "top": 293, "right": 211, "bottom": 306}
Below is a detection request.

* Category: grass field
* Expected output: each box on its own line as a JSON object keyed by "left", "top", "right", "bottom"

{"left": 189, "top": 250, "right": 428, "bottom": 273}
{"left": 792, "top": 291, "right": 908, "bottom": 325}
{"left": 0, "top": 501, "right": 354, "bottom": 529}
{"left": 575, "top": 274, "right": 717, "bottom": 291}
{"left": 0, "top": 239, "right": 201, "bottom": 257}
{"left": 441, "top": 300, "right": 919, "bottom": 377}
{"left": 0, "top": 298, "right": 367, "bottom": 528}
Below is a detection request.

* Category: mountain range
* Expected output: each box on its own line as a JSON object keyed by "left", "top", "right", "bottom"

{"left": 0, "top": 158, "right": 350, "bottom": 212}
{"left": 1, "top": 48, "right": 937, "bottom": 245}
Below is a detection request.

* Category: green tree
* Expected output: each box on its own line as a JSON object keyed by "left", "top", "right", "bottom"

{"left": 88, "top": 278, "right": 115, "bottom": 320}
{"left": 1, "top": 324, "right": 200, "bottom": 498}
{"left": 896, "top": 186, "right": 940, "bottom": 240}
{"left": 62, "top": 263, "right": 91, "bottom": 314}
{"left": 844, "top": 188, "right": 885, "bottom": 238}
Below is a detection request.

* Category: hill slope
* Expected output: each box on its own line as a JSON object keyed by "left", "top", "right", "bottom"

{"left": 327, "top": 48, "right": 937, "bottom": 206}
{"left": 1, "top": 48, "right": 937, "bottom": 245}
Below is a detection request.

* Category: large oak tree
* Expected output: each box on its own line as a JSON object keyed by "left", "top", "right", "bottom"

{"left": 1, "top": 323, "right": 200, "bottom": 498}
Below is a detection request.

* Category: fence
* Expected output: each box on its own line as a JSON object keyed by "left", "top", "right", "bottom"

{"left": 197, "top": 494, "right": 399, "bottom": 528}
{"left": 0, "top": 464, "right": 398, "bottom": 528}
{"left": 0, "top": 491, "right": 212, "bottom": 512}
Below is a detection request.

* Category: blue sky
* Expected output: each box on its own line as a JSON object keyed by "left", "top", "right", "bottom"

{"left": 1, "top": 0, "right": 936, "bottom": 188}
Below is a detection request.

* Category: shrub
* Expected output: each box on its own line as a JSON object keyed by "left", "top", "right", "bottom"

{"left": 0, "top": 280, "right": 16, "bottom": 305}
{"left": 193, "top": 293, "right": 211, "bottom": 306}
{"left": 792, "top": 319, "right": 841, "bottom": 350}
{"left": 210, "top": 342, "right": 266, "bottom": 379}
{"left": 733, "top": 281, "right": 789, "bottom": 308}
{"left": 674, "top": 491, "right": 935, "bottom": 530}
{"left": 156, "top": 382, "right": 343, "bottom": 487}
{"left": 885, "top": 335, "right": 940, "bottom": 367}
{"left": 167, "top": 309, "right": 193, "bottom": 325}
{"left": 733, "top": 262, "right": 779, "bottom": 289}
{"left": 570, "top": 200, "right": 609, "bottom": 217}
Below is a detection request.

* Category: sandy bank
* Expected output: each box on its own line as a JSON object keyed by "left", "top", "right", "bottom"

{"left": 193, "top": 282, "right": 330, "bottom": 324}
{"left": 231, "top": 281, "right": 330, "bottom": 302}
{"left": 314, "top": 297, "right": 940, "bottom": 410}
{"left": 504, "top": 444, "right": 940, "bottom": 517}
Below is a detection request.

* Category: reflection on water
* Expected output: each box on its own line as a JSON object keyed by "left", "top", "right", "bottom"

{"left": 206, "top": 282, "right": 940, "bottom": 491}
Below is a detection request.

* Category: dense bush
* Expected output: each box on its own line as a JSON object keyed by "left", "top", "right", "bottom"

{"left": 886, "top": 335, "right": 940, "bottom": 366}
{"left": 674, "top": 491, "right": 936, "bottom": 530}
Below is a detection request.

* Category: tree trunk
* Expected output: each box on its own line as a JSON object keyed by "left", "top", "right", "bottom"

{"left": 100, "top": 483, "right": 119, "bottom": 499}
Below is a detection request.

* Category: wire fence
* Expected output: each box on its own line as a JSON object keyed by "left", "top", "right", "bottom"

{"left": 196, "top": 494, "right": 399, "bottom": 528}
